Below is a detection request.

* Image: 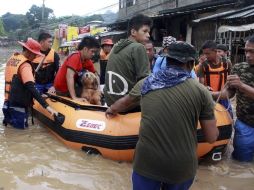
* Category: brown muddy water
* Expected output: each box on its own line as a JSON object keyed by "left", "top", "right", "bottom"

{"left": 0, "top": 47, "right": 253, "bottom": 190}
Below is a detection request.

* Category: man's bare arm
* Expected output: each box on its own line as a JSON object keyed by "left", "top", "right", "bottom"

{"left": 200, "top": 119, "right": 219, "bottom": 143}
{"left": 105, "top": 95, "right": 138, "bottom": 118}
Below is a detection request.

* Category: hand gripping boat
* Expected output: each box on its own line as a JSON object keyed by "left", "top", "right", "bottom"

{"left": 33, "top": 94, "right": 233, "bottom": 162}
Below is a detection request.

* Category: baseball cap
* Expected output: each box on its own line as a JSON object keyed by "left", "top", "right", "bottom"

{"left": 101, "top": 39, "right": 114, "bottom": 46}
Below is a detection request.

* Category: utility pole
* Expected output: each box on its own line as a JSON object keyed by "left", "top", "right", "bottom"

{"left": 42, "top": 0, "right": 45, "bottom": 22}
{"left": 176, "top": 0, "right": 178, "bottom": 8}
{"left": 40, "top": 0, "right": 47, "bottom": 31}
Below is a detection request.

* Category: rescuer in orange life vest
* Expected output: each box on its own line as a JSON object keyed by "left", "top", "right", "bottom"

{"left": 31, "top": 32, "right": 60, "bottom": 94}
{"left": 2, "top": 38, "right": 58, "bottom": 129}
{"left": 99, "top": 38, "right": 114, "bottom": 84}
{"left": 197, "top": 40, "right": 233, "bottom": 117}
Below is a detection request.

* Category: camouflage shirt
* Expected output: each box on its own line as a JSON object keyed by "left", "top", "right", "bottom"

{"left": 231, "top": 62, "right": 254, "bottom": 126}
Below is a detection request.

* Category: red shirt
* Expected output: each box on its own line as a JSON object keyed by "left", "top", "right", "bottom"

{"left": 54, "top": 51, "right": 95, "bottom": 93}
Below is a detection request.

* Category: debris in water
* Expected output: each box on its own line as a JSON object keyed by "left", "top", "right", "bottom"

{"left": 208, "top": 165, "right": 229, "bottom": 175}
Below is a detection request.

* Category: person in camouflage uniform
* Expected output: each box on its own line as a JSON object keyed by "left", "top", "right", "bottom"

{"left": 227, "top": 35, "right": 254, "bottom": 162}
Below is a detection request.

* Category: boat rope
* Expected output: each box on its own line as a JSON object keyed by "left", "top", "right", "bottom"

{"left": 214, "top": 82, "right": 231, "bottom": 112}
{"left": 46, "top": 93, "right": 108, "bottom": 112}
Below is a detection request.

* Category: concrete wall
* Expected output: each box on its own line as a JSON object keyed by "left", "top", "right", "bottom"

{"left": 192, "top": 21, "right": 216, "bottom": 50}
{"left": 118, "top": 0, "right": 176, "bottom": 20}
{"left": 117, "top": 0, "right": 218, "bottom": 50}
{"left": 178, "top": 0, "right": 210, "bottom": 7}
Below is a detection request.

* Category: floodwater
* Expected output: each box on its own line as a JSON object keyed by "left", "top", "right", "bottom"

{"left": 0, "top": 47, "right": 253, "bottom": 190}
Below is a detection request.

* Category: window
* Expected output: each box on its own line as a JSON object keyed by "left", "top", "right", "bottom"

{"left": 120, "top": 0, "right": 125, "bottom": 9}
{"left": 126, "top": 0, "right": 136, "bottom": 7}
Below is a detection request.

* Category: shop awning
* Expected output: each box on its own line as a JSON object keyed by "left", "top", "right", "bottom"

{"left": 99, "top": 30, "right": 126, "bottom": 37}
{"left": 218, "top": 23, "right": 254, "bottom": 33}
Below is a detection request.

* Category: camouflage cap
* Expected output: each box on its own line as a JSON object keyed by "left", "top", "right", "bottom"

{"left": 167, "top": 41, "right": 196, "bottom": 64}
{"left": 162, "top": 36, "right": 176, "bottom": 48}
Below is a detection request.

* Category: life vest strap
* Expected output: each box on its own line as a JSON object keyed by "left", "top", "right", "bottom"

{"left": 203, "top": 59, "right": 229, "bottom": 91}
{"left": 222, "top": 60, "right": 229, "bottom": 88}
{"left": 218, "top": 72, "right": 223, "bottom": 91}
{"left": 204, "top": 63, "right": 211, "bottom": 88}
{"left": 204, "top": 70, "right": 227, "bottom": 74}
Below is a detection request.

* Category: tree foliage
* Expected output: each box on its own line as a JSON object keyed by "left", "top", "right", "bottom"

{"left": 0, "top": 4, "right": 115, "bottom": 41}
{"left": 1, "top": 12, "right": 28, "bottom": 32}
{"left": 26, "top": 5, "right": 54, "bottom": 28}
{"left": 0, "top": 18, "right": 6, "bottom": 35}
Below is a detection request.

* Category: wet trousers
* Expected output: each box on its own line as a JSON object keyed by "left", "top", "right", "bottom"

{"left": 2, "top": 101, "right": 28, "bottom": 129}
{"left": 35, "top": 83, "right": 53, "bottom": 94}
{"left": 232, "top": 119, "right": 254, "bottom": 162}
{"left": 132, "top": 171, "right": 194, "bottom": 190}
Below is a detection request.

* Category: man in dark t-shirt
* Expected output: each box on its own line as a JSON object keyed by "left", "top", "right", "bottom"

{"left": 132, "top": 42, "right": 218, "bottom": 190}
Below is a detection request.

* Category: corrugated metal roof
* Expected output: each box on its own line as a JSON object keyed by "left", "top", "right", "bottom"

{"left": 224, "top": 9, "right": 254, "bottom": 19}
{"left": 193, "top": 10, "right": 236, "bottom": 23}
{"left": 192, "top": 4, "right": 254, "bottom": 23}
{"left": 243, "top": 11, "right": 254, "bottom": 18}
{"left": 159, "top": 0, "right": 237, "bottom": 15}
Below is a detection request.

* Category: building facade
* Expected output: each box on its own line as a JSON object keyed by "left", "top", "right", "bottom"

{"left": 113, "top": 0, "right": 253, "bottom": 63}
{"left": 118, "top": 0, "right": 212, "bottom": 20}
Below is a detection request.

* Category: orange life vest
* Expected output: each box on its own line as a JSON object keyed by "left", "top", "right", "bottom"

{"left": 4, "top": 53, "right": 28, "bottom": 101}
{"left": 31, "top": 49, "right": 56, "bottom": 84}
{"left": 203, "top": 59, "right": 229, "bottom": 91}
{"left": 99, "top": 49, "right": 110, "bottom": 84}
{"left": 32, "top": 49, "right": 54, "bottom": 67}
{"left": 100, "top": 49, "right": 110, "bottom": 61}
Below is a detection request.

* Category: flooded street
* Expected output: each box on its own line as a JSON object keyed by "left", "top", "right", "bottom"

{"left": 0, "top": 47, "right": 253, "bottom": 190}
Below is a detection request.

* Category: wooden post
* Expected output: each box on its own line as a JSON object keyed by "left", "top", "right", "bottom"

{"left": 214, "top": 22, "right": 218, "bottom": 41}
{"left": 186, "top": 24, "right": 192, "bottom": 44}
{"left": 229, "top": 31, "right": 232, "bottom": 57}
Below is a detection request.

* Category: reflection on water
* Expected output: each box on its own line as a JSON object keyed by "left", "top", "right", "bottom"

{"left": 0, "top": 47, "right": 253, "bottom": 189}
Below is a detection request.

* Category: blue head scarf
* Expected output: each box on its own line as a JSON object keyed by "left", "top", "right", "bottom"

{"left": 141, "top": 65, "right": 191, "bottom": 95}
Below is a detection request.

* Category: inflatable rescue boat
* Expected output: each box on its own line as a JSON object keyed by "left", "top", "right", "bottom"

{"left": 33, "top": 94, "right": 233, "bottom": 162}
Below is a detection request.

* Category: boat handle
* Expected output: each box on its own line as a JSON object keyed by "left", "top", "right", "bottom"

{"left": 212, "top": 152, "right": 222, "bottom": 161}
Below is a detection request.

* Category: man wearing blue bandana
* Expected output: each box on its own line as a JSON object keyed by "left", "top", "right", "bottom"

{"left": 132, "top": 41, "right": 219, "bottom": 190}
